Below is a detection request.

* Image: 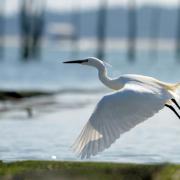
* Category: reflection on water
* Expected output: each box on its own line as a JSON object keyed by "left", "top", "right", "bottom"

{"left": 0, "top": 49, "right": 180, "bottom": 163}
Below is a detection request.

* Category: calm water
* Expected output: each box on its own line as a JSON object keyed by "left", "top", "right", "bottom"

{"left": 0, "top": 47, "right": 180, "bottom": 163}
{"left": 1, "top": 47, "right": 180, "bottom": 90}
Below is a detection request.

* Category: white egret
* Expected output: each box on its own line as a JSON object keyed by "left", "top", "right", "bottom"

{"left": 63, "top": 57, "right": 180, "bottom": 159}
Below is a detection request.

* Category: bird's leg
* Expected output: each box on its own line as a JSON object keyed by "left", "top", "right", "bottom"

{"left": 171, "top": 99, "right": 180, "bottom": 110}
{"left": 165, "top": 104, "right": 180, "bottom": 119}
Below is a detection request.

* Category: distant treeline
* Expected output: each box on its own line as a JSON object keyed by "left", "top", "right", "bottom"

{"left": 4, "top": 6, "right": 180, "bottom": 39}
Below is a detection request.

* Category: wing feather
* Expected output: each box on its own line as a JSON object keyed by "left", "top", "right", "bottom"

{"left": 73, "top": 82, "right": 172, "bottom": 159}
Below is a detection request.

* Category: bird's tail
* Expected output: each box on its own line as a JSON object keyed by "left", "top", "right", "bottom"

{"left": 167, "top": 83, "right": 180, "bottom": 92}
{"left": 162, "top": 82, "right": 180, "bottom": 103}
{"left": 159, "top": 82, "right": 180, "bottom": 102}
{"left": 157, "top": 81, "right": 180, "bottom": 92}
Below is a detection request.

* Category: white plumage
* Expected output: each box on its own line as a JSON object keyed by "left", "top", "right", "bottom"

{"left": 72, "top": 82, "right": 171, "bottom": 158}
{"left": 63, "top": 57, "right": 180, "bottom": 159}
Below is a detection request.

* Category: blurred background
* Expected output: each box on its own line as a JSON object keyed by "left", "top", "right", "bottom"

{"left": 0, "top": 0, "right": 180, "bottom": 163}
{"left": 1, "top": 0, "right": 180, "bottom": 89}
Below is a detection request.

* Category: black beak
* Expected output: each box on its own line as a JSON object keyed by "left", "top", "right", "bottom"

{"left": 63, "top": 59, "right": 88, "bottom": 64}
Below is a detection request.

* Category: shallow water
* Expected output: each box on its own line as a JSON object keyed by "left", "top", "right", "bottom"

{"left": 0, "top": 48, "right": 180, "bottom": 163}
{"left": 1, "top": 93, "right": 180, "bottom": 163}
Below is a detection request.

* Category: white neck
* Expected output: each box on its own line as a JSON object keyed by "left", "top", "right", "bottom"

{"left": 95, "top": 62, "right": 122, "bottom": 90}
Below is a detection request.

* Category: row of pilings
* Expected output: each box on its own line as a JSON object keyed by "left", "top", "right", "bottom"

{"left": 1, "top": 0, "right": 180, "bottom": 62}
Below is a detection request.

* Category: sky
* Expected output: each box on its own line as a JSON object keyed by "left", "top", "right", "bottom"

{"left": 2, "top": 0, "right": 180, "bottom": 15}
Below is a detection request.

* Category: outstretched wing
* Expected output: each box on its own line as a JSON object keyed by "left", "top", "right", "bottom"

{"left": 72, "top": 82, "right": 172, "bottom": 159}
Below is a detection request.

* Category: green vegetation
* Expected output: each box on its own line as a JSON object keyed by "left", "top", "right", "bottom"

{"left": 0, "top": 161, "right": 180, "bottom": 180}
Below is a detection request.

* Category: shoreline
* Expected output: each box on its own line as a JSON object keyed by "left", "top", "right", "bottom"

{"left": 0, "top": 160, "right": 180, "bottom": 180}
{"left": 2, "top": 36, "right": 176, "bottom": 51}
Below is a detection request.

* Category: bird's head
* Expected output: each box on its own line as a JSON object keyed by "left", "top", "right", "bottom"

{"left": 63, "top": 57, "right": 105, "bottom": 68}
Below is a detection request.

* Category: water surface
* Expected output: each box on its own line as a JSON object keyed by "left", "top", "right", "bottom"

{"left": 0, "top": 48, "right": 180, "bottom": 163}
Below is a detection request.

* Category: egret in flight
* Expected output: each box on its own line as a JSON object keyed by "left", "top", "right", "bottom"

{"left": 63, "top": 57, "right": 180, "bottom": 159}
